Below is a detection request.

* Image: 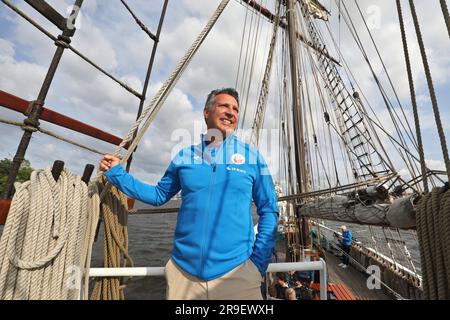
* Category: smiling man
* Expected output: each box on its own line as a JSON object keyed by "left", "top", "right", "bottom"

{"left": 100, "top": 88, "right": 279, "bottom": 300}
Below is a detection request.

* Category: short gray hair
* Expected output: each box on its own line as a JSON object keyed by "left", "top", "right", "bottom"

{"left": 204, "top": 88, "right": 239, "bottom": 110}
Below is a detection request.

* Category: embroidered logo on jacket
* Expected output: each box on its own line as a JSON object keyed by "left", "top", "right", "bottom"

{"left": 231, "top": 153, "right": 245, "bottom": 165}
{"left": 226, "top": 166, "right": 247, "bottom": 174}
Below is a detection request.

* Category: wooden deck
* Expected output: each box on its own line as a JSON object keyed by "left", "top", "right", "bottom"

{"left": 323, "top": 250, "right": 392, "bottom": 300}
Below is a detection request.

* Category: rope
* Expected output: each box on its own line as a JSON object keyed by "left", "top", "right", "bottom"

{"left": 95, "top": 0, "right": 230, "bottom": 202}
{"left": 396, "top": 0, "right": 428, "bottom": 193}
{"left": 0, "top": 167, "right": 99, "bottom": 300}
{"left": 0, "top": 117, "right": 106, "bottom": 155}
{"left": 0, "top": 0, "right": 142, "bottom": 99}
{"left": 120, "top": 0, "right": 157, "bottom": 41}
{"left": 110, "top": 0, "right": 230, "bottom": 167}
{"left": 440, "top": 0, "right": 450, "bottom": 39}
{"left": 409, "top": 0, "right": 450, "bottom": 181}
{"left": 416, "top": 187, "right": 450, "bottom": 299}
{"left": 90, "top": 177, "right": 133, "bottom": 300}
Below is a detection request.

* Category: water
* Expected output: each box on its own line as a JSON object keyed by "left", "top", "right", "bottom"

{"left": 0, "top": 200, "right": 421, "bottom": 300}
{"left": 90, "top": 201, "right": 179, "bottom": 300}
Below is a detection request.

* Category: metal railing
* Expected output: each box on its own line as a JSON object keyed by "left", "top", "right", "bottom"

{"left": 88, "top": 259, "right": 328, "bottom": 300}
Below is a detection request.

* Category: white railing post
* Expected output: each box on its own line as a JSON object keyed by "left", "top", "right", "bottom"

{"left": 319, "top": 258, "right": 327, "bottom": 300}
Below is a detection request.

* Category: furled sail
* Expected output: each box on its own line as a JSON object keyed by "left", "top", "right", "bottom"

{"left": 302, "top": 0, "right": 330, "bottom": 21}
{"left": 298, "top": 194, "right": 417, "bottom": 229}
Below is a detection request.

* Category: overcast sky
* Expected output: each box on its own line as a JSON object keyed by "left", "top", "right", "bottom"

{"left": 0, "top": 0, "right": 449, "bottom": 187}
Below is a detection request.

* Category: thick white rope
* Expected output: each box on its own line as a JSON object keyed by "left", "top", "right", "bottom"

{"left": 0, "top": 167, "right": 99, "bottom": 300}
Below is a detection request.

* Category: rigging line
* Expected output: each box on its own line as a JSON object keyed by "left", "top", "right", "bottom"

{"left": 1, "top": 0, "right": 56, "bottom": 41}
{"left": 326, "top": 120, "right": 419, "bottom": 191}
{"left": 126, "top": 0, "right": 169, "bottom": 172}
{"left": 440, "top": 0, "right": 450, "bottom": 39}
{"left": 282, "top": 27, "right": 297, "bottom": 195}
{"left": 323, "top": 15, "right": 412, "bottom": 173}
{"left": 238, "top": 8, "right": 258, "bottom": 129}
{"left": 395, "top": 228, "right": 419, "bottom": 275}
{"left": 107, "top": 0, "right": 232, "bottom": 182}
{"left": 337, "top": 2, "right": 418, "bottom": 151}
{"left": 238, "top": 3, "right": 256, "bottom": 99}
{"left": 0, "top": 0, "right": 142, "bottom": 99}
{"left": 119, "top": 0, "right": 157, "bottom": 41}
{"left": 314, "top": 143, "right": 332, "bottom": 188}
{"left": 302, "top": 30, "right": 352, "bottom": 184}
{"left": 241, "top": 1, "right": 266, "bottom": 130}
{"left": 251, "top": 3, "right": 275, "bottom": 141}
{"left": 322, "top": 20, "right": 355, "bottom": 91}
{"left": 409, "top": 0, "right": 450, "bottom": 182}
{"left": 360, "top": 109, "right": 438, "bottom": 182}
{"left": 326, "top": 20, "right": 398, "bottom": 144}
{"left": 296, "top": 11, "right": 325, "bottom": 187}
{"left": 296, "top": 13, "right": 335, "bottom": 187}
{"left": 0, "top": 117, "right": 105, "bottom": 155}
{"left": 250, "top": 0, "right": 282, "bottom": 146}
{"left": 381, "top": 227, "right": 399, "bottom": 267}
{"left": 296, "top": 31, "right": 316, "bottom": 188}
{"left": 302, "top": 14, "right": 387, "bottom": 178}
{"left": 235, "top": 2, "right": 250, "bottom": 88}
{"left": 240, "top": 3, "right": 257, "bottom": 104}
{"left": 337, "top": 1, "right": 419, "bottom": 154}
{"left": 353, "top": 0, "right": 419, "bottom": 147}
{"left": 323, "top": 20, "right": 413, "bottom": 161}
{"left": 396, "top": 148, "right": 422, "bottom": 192}
{"left": 301, "top": 38, "right": 340, "bottom": 187}
{"left": 313, "top": 64, "right": 393, "bottom": 180}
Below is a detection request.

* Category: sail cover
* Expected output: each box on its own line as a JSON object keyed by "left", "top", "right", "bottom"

{"left": 302, "top": 0, "right": 330, "bottom": 21}
{"left": 298, "top": 195, "right": 417, "bottom": 229}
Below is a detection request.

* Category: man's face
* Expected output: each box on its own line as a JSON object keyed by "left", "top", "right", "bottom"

{"left": 203, "top": 93, "right": 239, "bottom": 137}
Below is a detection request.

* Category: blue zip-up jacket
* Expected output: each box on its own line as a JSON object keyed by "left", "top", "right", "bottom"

{"left": 105, "top": 134, "right": 279, "bottom": 281}
{"left": 342, "top": 230, "right": 352, "bottom": 247}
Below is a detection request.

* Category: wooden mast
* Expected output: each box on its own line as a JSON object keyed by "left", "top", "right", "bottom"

{"left": 286, "top": 0, "right": 310, "bottom": 250}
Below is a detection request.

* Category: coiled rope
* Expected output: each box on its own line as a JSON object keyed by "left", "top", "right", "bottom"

{"left": 90, "top": 177, "right": 133, "bottom": 300}
{"left": 0, "top": 167, "right": 99, "bottom": 300}
{"left": 415, "top": 187, "right": 450, "bottom": 299}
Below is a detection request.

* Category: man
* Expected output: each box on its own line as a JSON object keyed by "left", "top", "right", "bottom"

{"left": 338, "top": 225, "right": 352, "bottom": 268}
{"left": 99, "top": 88, "right": 279, "bottom": 299}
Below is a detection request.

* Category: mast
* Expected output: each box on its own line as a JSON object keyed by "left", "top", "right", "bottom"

{"left": 286, "top": 0, "right": 310, "bottom": 248}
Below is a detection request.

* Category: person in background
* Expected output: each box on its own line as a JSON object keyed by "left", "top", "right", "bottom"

{"left": 339, "top": 225, "right": 352, "bottom": 268}
{"left": 273, "top": 272, "right": 289, "bottom": 299}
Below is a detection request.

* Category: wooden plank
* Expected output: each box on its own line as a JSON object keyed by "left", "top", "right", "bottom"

{"left": 339, "top": 284, "right": 356, "bottom": 300}
{"left": 329, "top": 283, "right": 356, "bottom": 300}
{"left": 0, "top": 90, "right": 128, "bottom": 148}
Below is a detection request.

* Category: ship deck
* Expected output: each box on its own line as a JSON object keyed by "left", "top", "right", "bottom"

{"left": 273, "top": 239, "right": 392, "bottom": 300}
{"left": 322, "top": 250, "right": 392, "bottom": 300}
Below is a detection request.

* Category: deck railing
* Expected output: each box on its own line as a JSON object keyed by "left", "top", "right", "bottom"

{"left": 88, "top": 259, "right": 328, "bottom": 300}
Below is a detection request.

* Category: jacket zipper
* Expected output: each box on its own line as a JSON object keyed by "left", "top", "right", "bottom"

{"left": 200, "top": 147, "right": 217, "bottom": 278}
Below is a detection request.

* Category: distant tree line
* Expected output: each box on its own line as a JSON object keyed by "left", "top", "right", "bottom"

{"left": 0, "top": 159, "right": 33, "bottom": 195}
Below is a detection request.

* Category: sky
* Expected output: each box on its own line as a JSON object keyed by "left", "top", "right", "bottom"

{"left": 0, "top": 0, "right": 449, "bottom": 189}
